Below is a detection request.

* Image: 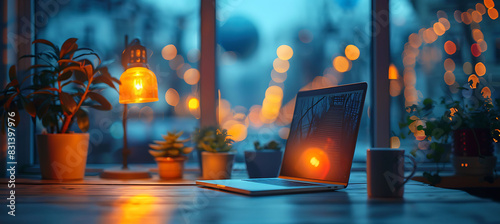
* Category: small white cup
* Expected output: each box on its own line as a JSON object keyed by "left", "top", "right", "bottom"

{"left": 366, "top": 148, "right": 416, "bottom": 198}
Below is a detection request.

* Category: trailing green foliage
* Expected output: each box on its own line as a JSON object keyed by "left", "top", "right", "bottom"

{"left": 254, "top": 140, "right": 281, "bottom": 150}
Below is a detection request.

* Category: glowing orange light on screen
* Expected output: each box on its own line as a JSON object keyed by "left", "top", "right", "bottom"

{"left": 310, "top": 157, "right": 320, "bottom": 167}
{"left": 299, "top": 148, "right": 331, "bottom": 179}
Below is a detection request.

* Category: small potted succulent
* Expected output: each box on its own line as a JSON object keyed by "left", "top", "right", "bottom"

{"left": 244, "top": 140, "right": 283, "bottom": 178}
{"left": 149, "top": 131, "right": 193, "bottom": 179}
{"left": 1, "top": 38, "right": 119, "bottom": 180}
{"left": 193, "top": 127, "right": 235, "bottom": 179}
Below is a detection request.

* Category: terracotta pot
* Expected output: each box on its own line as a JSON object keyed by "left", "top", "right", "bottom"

{"left": 244, "top": 150, "right": 283, "bottom": 178}
{"left": 201, "top": 151, "right": 235, "bottom": 179}
{"left": 155, "top": 157, "right": 186, "bottom": 180}
{"left": 37, "top": 133, "right": 89, "bottom": 180}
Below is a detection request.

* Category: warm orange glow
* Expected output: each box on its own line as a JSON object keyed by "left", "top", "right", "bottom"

{"left": 273, "top": 58, "right": 290, "bottom": 73}
{"left": 184, "top": 68, "right": 200, "bottom": 85}
{"left": 408, "top": 33, "right": 422, "bottom": 48}
{"left": 439, "top": 18, "right": 451, "bottom": 30}
{"left": 388, "top": 64, "right": 398, "bottom": 80}
{"left": 119, "top": 67, "right": 159, "bottom": 104}
{"left": 475, "top": 62, "right": 486, "bottom": 76}
{"left": 468, "top": 74, "right": 479, "bottom": 89}
{"left": 345, "top": 45, "right": 360, "bottom": 60}
{"left": 277, "top": 45, "right": 294, "bottom": 60}
{"left": 423, "top": 28, "right": 438, "bottom": 43}
{"left": 161, "top": 44, "right": 177, "bottom": 60}
{"left": 116, "top": 194, "right": 159, "bottom": 224}
{"left": 485, "top": 0, "right": 495, "bottom": 9}
{"left": 333, "top": 56, "right": 350, "bottom": 73}
{"left": 165, "top": 88, "right": 180, "bottom": 106}
{"left": 227, "top": 123, "right": 247, "bottom": 142}
{"left": 477, "top": 39, "right": 488, "bottom": 52}
{"left": 482, "top": 87, "right": 492, "bottom": 99}
{"left": 433, "top": 22, "right": 446, "bottom": 36}
{"left": 390, "top": 136, "right": 401, "bottom": 148}
{"left": 477, "top": 3, "right": 487, "bottom": 15}
{"left": 444, "top": 71, "right": 456, "bottom": 86}
{"left": 390, "top": 80, "right": 402, "bottom": 97}
{"left": 472, "top": 11, "right": 483, "bottom": 23}
{"left": 310, "top": 157, "right": 320, "bottom": 167}
{"left": 471, "top": 43, "right": 481, "bottom": 57}
{"left": 444, "top": 58, "right": 455, "bottom": 72}
{"left": 461, "top": 12, "right": 472, "bottom": 24}
{"left": 472, "top": 29, "right": 484, "bottom": 42}
{"left": 403, "top": 68, "right": 416, "bottom": 87}
{"left": 488, "top": 8, "right": 499, "bottom": 19}
{"left": 188, "top": 98, "right": 199, "bottom": 110}
{"left": 444, "top": 41, "right": 457, "bottom": 55}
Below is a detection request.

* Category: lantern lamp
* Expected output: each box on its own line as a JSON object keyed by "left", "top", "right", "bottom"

{"left": 100, "top": 38, "right": 158, "bottom": 179}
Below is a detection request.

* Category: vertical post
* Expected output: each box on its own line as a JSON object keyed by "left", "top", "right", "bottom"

{"left": 122, "top": 35, "right": 129, "bottom": 170}
{"left": 371, "top": 0, "right": 390, "bottom": 148}
{"left": 199, "top": 0, "right": 217, "bottom": 128}
{"left": 15, "top": 0, "right": 34, "bottom": 170}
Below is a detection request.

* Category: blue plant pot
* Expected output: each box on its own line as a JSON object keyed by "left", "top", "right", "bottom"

{"left": 244, "top": 150, "right": 283, "bottom": 178}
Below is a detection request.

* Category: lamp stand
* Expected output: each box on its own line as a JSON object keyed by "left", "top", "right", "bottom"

{"left": 99, "top": 104, "right": 151, "bottom": 179}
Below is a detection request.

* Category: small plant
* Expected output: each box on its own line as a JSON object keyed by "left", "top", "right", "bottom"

{"left": 149, "top": 131, "right": 193, "bottom": 157}
{"left": 192, "top": 127, "right": 234, "bottom": 153}
{"left": 254, "top": 140, "right": 281, "bottom": 150}
{"left": 0, "top": 38, "right": 119, "bottom": 133}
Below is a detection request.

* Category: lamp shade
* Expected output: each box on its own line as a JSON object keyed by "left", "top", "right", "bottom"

{"left": 119, "top": 67, "right": 159, "bottom": 104}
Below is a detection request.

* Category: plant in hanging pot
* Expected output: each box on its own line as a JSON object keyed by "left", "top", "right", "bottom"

{"left": 1, "top": 38, "right": 119, "bottom": 180}
{"left": 192, "top": 127, "right": 235, "bottom": 179}
{"left": 244, "top": 140, "right": 283, "bottom": 178}
{"left": 149, "top": 131, "right": 193, "bottom": 180}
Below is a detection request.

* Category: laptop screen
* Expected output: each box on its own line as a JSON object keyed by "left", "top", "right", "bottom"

{"left": 279, "top": 83, "right": 367, "bottom": 185}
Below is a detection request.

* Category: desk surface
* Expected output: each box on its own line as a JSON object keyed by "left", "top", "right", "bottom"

{"left": 1, "top": 171, "right": 499, "bottom": 224}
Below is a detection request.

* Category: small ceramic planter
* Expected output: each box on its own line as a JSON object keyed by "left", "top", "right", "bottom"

{"left": 452, "top": 156, "right": 497, "bottom": 176}
{"left": 244, "top": 150, "right": 283, "bottom": 178}
{"left": 156, "top": 157, "right": 186, "bottom": 180}
{"left": 201, "top": 151, "right": 235, "bottom": 179}
{"left": 37, "top": 133, "right": 89, "bottom": 180}
{"left": 452, "top": 128, "right": 496, "bottom": 176}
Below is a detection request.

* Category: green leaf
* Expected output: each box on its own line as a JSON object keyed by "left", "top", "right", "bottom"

{"left": 86, "top": 91, "right": 112, "bottom": 110}
{"left": 417, "top": 125, "right": 424, "bottom": 131}
{"left": 59, "top": 92, "right": 77, "bottom": 114}
{"left": 423, "top": 98, "right": 433, "bottom": 106}
{"left": 9, "top": 66, "right": 16, "bottom": 82}
{"left": 76, "top": 109, "right": 89, "bottom": 132}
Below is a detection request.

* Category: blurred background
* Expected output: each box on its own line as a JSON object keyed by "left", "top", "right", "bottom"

{"left": 8, "top": 0, "right": 498, "bottom": 165}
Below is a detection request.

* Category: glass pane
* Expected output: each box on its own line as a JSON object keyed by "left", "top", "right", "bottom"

{"left": 390, "top": 0, "right": 500, "bottom": 161}
{"left": 216, "top": 0, "right": 372, "bottom": 161}
{"left": 34, "top": 0, "right": 200, "bottom": 164}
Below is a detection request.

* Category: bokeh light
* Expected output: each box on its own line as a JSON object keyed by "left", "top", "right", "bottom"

{"left": 165, "top": 88, "right": 180, "bottom": 106}
{"left": 476, "top": 3, "right": 487, "bottom": 14}
{"left": 475, "top": 62, "right": 486, "bottom": 76}
{"left": 439, "top": 18, "right": 450, "bottom": 30}
{"left": 390, "top": 136, "right": 401, "bottom": 148}
{"left": 468, "top": 74, "right": 479, "bottom": 89}
{"left": 472, "top": 29, "right": 484, "bottom": 42}
{"left": 188, "top": 97, "right": 200, "bottom": 110}
{"left": 433, "top": 22, "right": 446, "bottom": 36}
{"left": 461, "top": 12, "right": 472, "bottom": 24}
{"left": 273, "top": 58, "right": 290, "bottom": 73}
{"left": 471, "top": 43, "right": 481, "bottom": 57}
{"left": 472, "top": 11, "right": 483, "bottom": 23}
{"left": 444, "top": 71, "right": 456, "bottom": 85}
{"left": 444, "top": 58, "right": 455, "bottom": 72}
{"left": 277, "top": 45, "right": 293, "bottom": 60}
{"left": 484, "top": 0, "right": 495, "bottom": 9}
{"left": 333, "top": 56, "right": 350, "bottom": 73}
{"left": 388, "top": 64, "right": 398, "bottom": 79}
{"left": 161, "top": 44, "right": 177, "bottom": 60}
{"left": 481, "top": 87, "right": 492, "bottom": 99}
{"left": 488, "top": 8, "right": 499, "bottom": 19}
{"left": 463, "top": 62, "right": 473, "bottom": 74}
{"left": 184, "top": 68, "right": 200, "bottom": 85}
{"left": 477, "top": 39, "right": 488, "bottom": 52}
{"left": 345, "top": 45, "right": 360, "bottom": 60}
{"left": 444, "top": 41, "right": 457, "bottom": 55}
{"left": 271, "top": 70, "right": 287, "bottom": 83}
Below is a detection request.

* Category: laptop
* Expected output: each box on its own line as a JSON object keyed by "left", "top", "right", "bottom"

{"left": 196, "top": 82, "right": 368, "bottom": 196}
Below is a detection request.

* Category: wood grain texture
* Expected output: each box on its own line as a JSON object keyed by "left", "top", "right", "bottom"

{"left": 1, "top": 171, "right": 499, "bottom": 223}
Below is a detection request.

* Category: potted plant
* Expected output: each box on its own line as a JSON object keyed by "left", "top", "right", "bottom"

{"left": 149, "top": 131, "right": 193, "bottom": 179}
{"left": 401, "top": 94, "right": 499, "bottom": 184}
{"left": 1, "top": 38, "right": 119, "bottom": 180}
{"left": 244, "top": 140, "right": 283, "bottom": 178}
{"left": 193, "top": 127, "right": 235, "bottom": 179}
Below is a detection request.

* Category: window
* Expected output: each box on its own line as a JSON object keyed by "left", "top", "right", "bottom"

{"left": 216, "top": 0, "right": 372, "bottom": 161}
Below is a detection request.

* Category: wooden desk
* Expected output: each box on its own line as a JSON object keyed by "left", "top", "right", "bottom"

{"left": 1, "top": 171, "right": 499, "bottom": 224}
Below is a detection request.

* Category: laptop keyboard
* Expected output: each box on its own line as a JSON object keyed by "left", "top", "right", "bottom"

{"left": 243, "top": 178, "right": 325, "bottom": 187}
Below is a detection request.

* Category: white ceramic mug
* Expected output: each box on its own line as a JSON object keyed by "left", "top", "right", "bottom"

{"left": 366, "top": 148, "right": 416, "bottom": 198}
